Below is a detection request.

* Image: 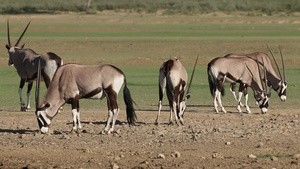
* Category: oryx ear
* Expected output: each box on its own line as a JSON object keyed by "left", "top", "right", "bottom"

{"left": 20, "top": 43, "right": 26, "bottom": 49}
{"left": 5, "top": 44, "right": 10, "bottom": 50}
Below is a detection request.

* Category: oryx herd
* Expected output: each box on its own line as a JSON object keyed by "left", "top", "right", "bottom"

{"left": 5, "top": 21, "right": 287, "bottom": 134}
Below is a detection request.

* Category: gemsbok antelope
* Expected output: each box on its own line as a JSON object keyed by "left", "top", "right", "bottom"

{"left": 6, "top": 21, "right": 63, "bottom": 111}
{"left": 35, "top": 61, "right": 137, "bottom": 134}
{"left": 155, "top": 57, "right": 198, "bottom": 125}
{"left": 225, "top": 46, "right": 287, "bottom": 113}
{"left": 207, "top": 56, "right": 270, "bottom": 114}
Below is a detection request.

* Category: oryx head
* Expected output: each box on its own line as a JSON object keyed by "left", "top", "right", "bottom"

{"left": 267, "top": 44, "right": 287, "bottom": 101}
{"left": 35, "top": 57, "right": 52, "bottom": 133}
{"left": 179, "top": 56, "right": 198, "bottom": 118}
{"left": 6, "top": 20, "right": 31, "bottom": 66}
{"left": 246, "top": 59, "right": 270, "bottom": 114}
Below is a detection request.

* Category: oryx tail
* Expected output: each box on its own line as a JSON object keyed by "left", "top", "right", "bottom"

{"left": 123, "top": 82, "right": 137, "bottom": 125}
{"left": 207, "top": 61, "right": 224, "bottom": 97}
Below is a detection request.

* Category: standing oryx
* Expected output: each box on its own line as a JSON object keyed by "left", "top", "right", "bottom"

{"left": 207, "top": 56, "right": 270, "bottom": 114}
{"left": 35, "top": 62, "right": 137, "bottom": 134}
{"left": 155, "top": 57, "right": 198, "bottom": 125}
{"left": 6, "top": 21, "right": 63, "bottom": 111}
{"left": 224, "top": 46, "right": 287, "bottom": 113}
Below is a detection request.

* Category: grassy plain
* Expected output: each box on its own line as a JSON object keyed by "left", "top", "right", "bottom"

{"left": 0, "top": 13, "right": 299, "bottom": 113}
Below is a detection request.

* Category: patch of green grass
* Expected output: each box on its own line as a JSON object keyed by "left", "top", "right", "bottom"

{"left": 0, "top": 14, "right": 299, "bottom": 112}
{"left": 256, "top": 154, "right": 294, "bottom": 158}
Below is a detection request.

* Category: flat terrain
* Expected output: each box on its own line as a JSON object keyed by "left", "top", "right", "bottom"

{"left": 0, "top": 12, "right": 299, "bottom": 168}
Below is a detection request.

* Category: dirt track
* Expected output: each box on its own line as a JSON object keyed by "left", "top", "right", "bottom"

{"left": 0, "top": 106, "right": 300, "bottom": 169}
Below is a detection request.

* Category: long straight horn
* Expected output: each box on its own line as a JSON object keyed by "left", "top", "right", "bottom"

{"left": 261, "top": 58, "right": 268, "bottom": 94}
{"left": 255, "top": 57, "right": 266, "bottom": 92}
{"left": 7, "top": 20, "right": 11, "bottom": 47}
{"left": 279, "top": 45, "right": 286, "bottom": 82}
{"left": 266, "top": 44, "right": 282, "bottom": 80}
{"left": 185, "top": 56, "right": 199, "bottom": 100}
{"left": 15, "top": 21, "right": 31, "bottom": 47}
{"left": 35, "top": 57, "right": 41, "bottom": 109}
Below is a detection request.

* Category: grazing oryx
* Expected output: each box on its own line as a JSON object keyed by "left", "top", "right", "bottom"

{"left": 6, "top": 21, "right": 63, "bottom": 111}
{"left": 155, "top": 57, "right": 198, "bottom": 125}
{"left": 35, "top": 61, "right": 137, "bottom": 134}
{"left": 207, "top": 56, "right": 270, "bottom": 114}
{"left": 224, "top": 46, "right": 287, "bottom": 113}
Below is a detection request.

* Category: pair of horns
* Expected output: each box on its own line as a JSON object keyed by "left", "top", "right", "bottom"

{"left": 185, "top": 56, "right": 199, "bottom": 100}
{"left": 245, "top": 59, "right": 269, "bottom": 95}
{"left": 266, "top": 44, "right": 286, "bottom": 82}
{"left": 7, "top": 20, "right": 31, "bottom": 47}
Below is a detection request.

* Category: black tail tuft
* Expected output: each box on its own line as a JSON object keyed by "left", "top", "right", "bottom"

{"left": 123, "top": 84, "right": 137, "bottom": 125}
{"left": 207, "top": 63, "right": 215, "bottom": 97}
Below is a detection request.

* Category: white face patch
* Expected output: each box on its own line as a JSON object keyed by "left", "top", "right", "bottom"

{"left": 37, "top": 110, "right": 51, "bottom": 127}
{"left": 261, "top": 107, "right": 268, "bottom": 114}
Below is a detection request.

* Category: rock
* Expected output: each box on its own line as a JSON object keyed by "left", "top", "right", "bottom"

{"left": 248, "top": 154, "right": 256, "bottom": 158}
{"left": 225, "top": 141, "right": 231, "bottom": 145}
{"left": 171, "top": 151, "right": 181, "bottom": 158}
{"left": 212, "top": 152, "right": 223, "bottom": 158}
{"left": 256, "top": 142, "right": 264, "bottom": 148}
{"left": 293, "top": 154, "right": 300, "bottom": 159}
{"left": 110, "top": 163, "right": 119, "bottom": 169}
{"left": 271, "top": 156, "right": 278, "bottom": 161}
{"left": 157, "top": 154, "right": 165, "bottom": 159}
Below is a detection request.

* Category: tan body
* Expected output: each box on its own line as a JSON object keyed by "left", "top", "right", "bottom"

{"left": 36, "top": 64, "right": 137, "bottom": 134}
{"left": 6, "top": 21, "right": 62, "bottom": 111}
{"left": 225, "top": 51, "right": 287, "bottom": 113}
{"left": 156, "top": 59, "right": 189, "bottom": 125}
{"left": 207, "top": 57, "right": 269, "bottom": 114}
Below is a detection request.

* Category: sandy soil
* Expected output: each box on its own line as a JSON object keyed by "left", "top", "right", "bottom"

{"left": 0, "top": 106, "right": 300, "bottom": 169}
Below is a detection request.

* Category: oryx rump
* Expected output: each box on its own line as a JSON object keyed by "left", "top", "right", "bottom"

{"left": 35, "top": 63, "right": 137, "bottom": 134}
{"left": 207, "top": 56, "right": 269, "bottom": 114}
{"left": 6, "top": 21, "right": 63, "bottom": 111}
{"left": 156, "top": 57, "right": 198, "bottom": 125}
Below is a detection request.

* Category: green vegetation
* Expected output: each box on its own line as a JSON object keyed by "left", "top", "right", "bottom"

{"left": 0, "top": 14, "right": 299, "bottom": 112}
{"left": 256, "top": 154, "right": 294, "bottom": 158}
{"left": 0, "top": 0, "right": 299, "bottom": 15}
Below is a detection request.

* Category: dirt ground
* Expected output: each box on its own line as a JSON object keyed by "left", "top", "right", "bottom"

{"left": 0, "top": 105, "right": 300, "bottom": 169}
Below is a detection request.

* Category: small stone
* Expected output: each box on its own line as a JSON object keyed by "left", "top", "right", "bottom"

{"left": 157, "top": 154, "right": 165, "bottom": 159}
{"left": 225, "top": 142, "right": 231, "bottom": 145}
{"left": 171, "top": 151, "right": 181, "bottom": 158}
{"left": 212, "top": 152, "right": 223, "bottom": 158}
{"left": 114, "top": 156, "right": 121, "bottom": 161}
{"left": 248, "top": 154, "right": 257, "bottom": 158}
{"left": 110, "top": 163, "right": 119, "bottom": 169}
{"left": 256, "top": 142, "right": 264, "bottom": 148}
{"left": 271, "top": 156, "right": 278, "bottom": 161}
{"left": 293, "top": 154, "right": 300, "bottom": 159}
{"left": 141, "top": 160, "right": 149, "bottom": 165}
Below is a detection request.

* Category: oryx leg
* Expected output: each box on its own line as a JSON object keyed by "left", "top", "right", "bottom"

{"left": 172, "top": 89, "right": 180, "bottom": 125}
{"left": 230, "top": 83, "right": 244, "bottom": 108}
{"left": 215, "top": 76, "right": 226, "bottom": 113}
{"left": 18, "top": 79, "right": 26, "bottom": 111}
{"left": 236, "top": 84, "right": 246, "bottom": 113}
{"left": 155, "top": 76, "right": 166, "bottom": 125}
{"left": 71, "top": 99, "right": 82, "bottom": 134}
{"left": 102, "top": 89, "right": 119, "bottom": 134}
{"left": 243, "top": 89, "right": 251, "bottom": 114}
{"left": 26, "top": 81, "right": 33, "bottom": 110}
{"left": 178, "top": 94, "right": 185, "bottom": 125}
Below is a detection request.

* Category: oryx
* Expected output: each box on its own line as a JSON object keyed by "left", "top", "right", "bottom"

{"left": 225, "top": 46, "right": 286, "bottom": 113}
{"left": 6, "top": 21, "right": 63, "bottom": 111}
{"left": 155, "top": 57, "right": 198, "bottom": 125}
{"left": 207, "top": 56, "right": 270, "bottom": 114}
{"left": 35, "top": 61, "right": 137, "bottom": 134}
